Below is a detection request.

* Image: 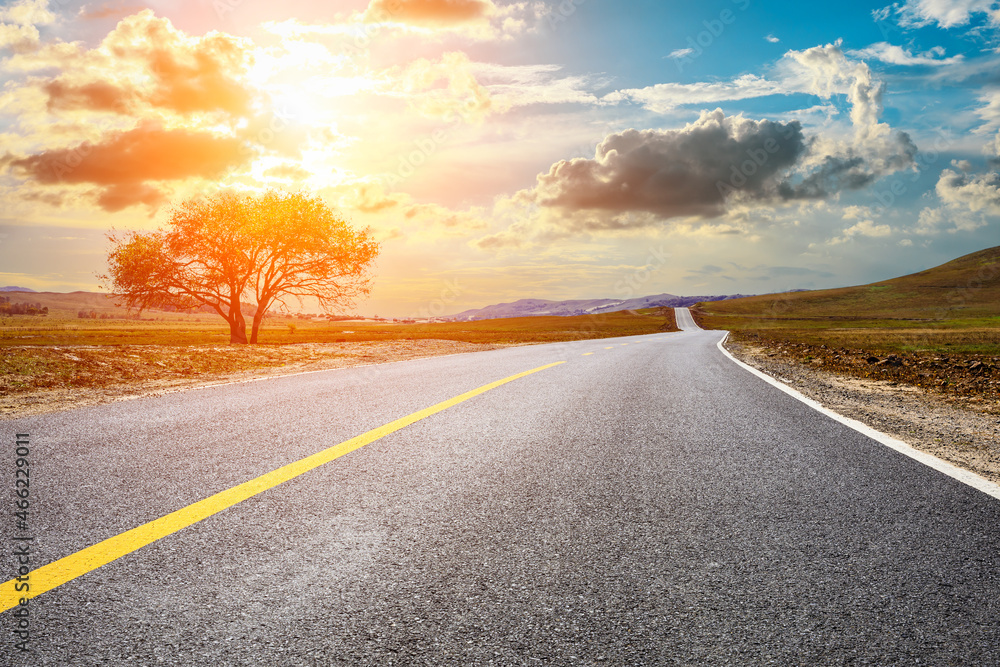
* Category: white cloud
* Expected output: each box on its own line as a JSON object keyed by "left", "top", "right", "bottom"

{"left": 828, "top": 218, "right": 893, "bottom": 244}
{"left": 780, "top": 41, "right": 918, "bottom": 185}
{"left": 0, "top": 0, "right": 55, "bottom": 49}
{"left": 879, "top": 0, "right": 1000, "bottom": 29}
{"left": 785, "top": 41, "right": 883, "bottom": 129}
{"left": 841, "top": 204, "right": 875, "bottom": 220}
{"left": 667, "top": 47, "right": 695, "bottom": 59}
{"left": 914, "top": 202, "right": 989, "bottom": 234}
{"left": 392, "top": 51, "right": 504, "bottom": 122}
{"left": 0, "top": 0, "right": 55, "bottom": 27}
{"left": 472, "top": 62, "right": 604, "bottom": 107}
{"left": 766, "top": 34, "right": 780, "bottom": 43}
{"left": 974, "top": 88, "right": 1000, "bottom": 155}
{"left": 936, "top": 167, "right": 1000, "bottom": 214}
{"left": 604, "top": 74, "right": 789, "bottom": 113}
{"left": 379, "top": 55, "right": 602, "bottom": 122}
{"left": 848, "top": 42, "right": 964, "bottom": 66}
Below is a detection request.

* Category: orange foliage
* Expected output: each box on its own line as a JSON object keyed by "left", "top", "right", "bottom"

{"left": 103, "top": 190, "right": 379, "bottom": 344}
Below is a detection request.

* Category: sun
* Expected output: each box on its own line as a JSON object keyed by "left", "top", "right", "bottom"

{"left": 246, "top": 41, "right": 371, "bottom": 126}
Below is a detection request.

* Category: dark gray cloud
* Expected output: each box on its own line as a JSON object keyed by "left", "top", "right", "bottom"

{"left": 783, "top": 128, "right": 918, "bottom": 201}
{"left": 526, "top": 110, "right": 808, "bottom": 220}
{"left": 779, "top": 154, "right": 875, "bottom": 199}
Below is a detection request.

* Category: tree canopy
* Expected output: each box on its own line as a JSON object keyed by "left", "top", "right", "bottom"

{"left": 103, "top": 190, "right": 379, "bottom": 344}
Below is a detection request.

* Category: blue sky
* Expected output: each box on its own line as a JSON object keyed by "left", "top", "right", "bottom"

{"left": 0, "top": 0, "right": 998, "bottom": 316}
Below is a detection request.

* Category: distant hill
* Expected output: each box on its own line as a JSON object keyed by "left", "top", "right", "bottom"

{"left": 696, "top": 245, "right": 1000, "bottom": 320}
{"left": 450, "top": 292, "right": 753, "bottom": 321}
{"left": 0, "top": 286, "right": 36, "bottom": 292}
{"left": 0, "top": 290, "right": 125, "bottom": 317}
{"left": 0, "top": 290, "right": 256, "bottom": 319}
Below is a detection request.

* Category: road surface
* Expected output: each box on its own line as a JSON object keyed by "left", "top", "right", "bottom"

{"left": 2, "top": 310, "right": 999, "bottom": 665}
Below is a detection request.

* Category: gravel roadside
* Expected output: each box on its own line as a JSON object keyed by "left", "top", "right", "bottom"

{"left": 725, "top": 338, "right": 1000, "bottom": 486}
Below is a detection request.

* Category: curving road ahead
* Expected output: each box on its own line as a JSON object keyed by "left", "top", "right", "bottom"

{"left": 2, "top": 310, "right": 1000, "bottom": 665}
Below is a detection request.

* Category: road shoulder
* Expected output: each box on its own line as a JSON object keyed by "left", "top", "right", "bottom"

{"left": 724, "top": 338, "right": 1000, "bottom": 487}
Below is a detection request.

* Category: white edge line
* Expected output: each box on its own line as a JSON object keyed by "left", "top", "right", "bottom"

{"left": 717, "top": 332, "right": 1000, "bottom": 502}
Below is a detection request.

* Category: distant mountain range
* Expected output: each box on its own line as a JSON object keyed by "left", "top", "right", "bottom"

{"left": 448, "top": 293, "right": 753, "bottom": 321}
{"left": 0, "top": 287, "right": 757, "bottom": 320}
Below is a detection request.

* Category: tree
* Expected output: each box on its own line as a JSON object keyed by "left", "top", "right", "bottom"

{"left": 102, "top": 190, "right": 379, "bottom": 344}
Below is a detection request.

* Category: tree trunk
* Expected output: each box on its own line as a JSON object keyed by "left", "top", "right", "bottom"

{"left": 250, "top": 310, "right": 264, "bottom": 344}
{"left": 228, "top": 294, "right": 248, "bottom": 345}
{"left": 229, "top": 317, "right": 248, "bottom": 344}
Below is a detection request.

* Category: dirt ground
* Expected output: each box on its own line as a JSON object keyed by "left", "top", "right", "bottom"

{"left": 726, "top": 338, "right": 1000, "bottom": 486}
{"left": 1, "top": 340, "right": 507, "bottom": 419}
{"left": 729, "top": 332, "right": 1000, "bottom": 398}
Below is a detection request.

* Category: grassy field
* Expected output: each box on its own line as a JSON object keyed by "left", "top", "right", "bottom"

{"left": 1, "top": 308, "right": 677, "bottom": 347}
{"left": 693, "top": 246, "right": 1000, "bottom": 397}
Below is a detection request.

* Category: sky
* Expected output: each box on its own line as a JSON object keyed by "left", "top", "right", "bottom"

{"left": 0, "top": 0, "right": 999, "bottom": 317}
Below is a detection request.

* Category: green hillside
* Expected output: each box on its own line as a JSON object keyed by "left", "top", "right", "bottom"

{"left": 694, "top": 246, "right": 1000, "bottom": 354}
{"left": 697, "top": 246, "right": 1000, "bottom": 323}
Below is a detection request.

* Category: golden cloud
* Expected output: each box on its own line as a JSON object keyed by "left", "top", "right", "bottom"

{"left": 7, "top": 122, "right": 246, "bottom": 211}
{"left": 35, "top": 11, "right": 253, "bottom": 117}
{"left": 364, "top": 0, "right": 496, "bottom": 26}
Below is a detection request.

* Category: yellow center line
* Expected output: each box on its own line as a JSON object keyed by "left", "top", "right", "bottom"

{"left": 604, "top": 346, "right": 614, "bottom": 349}
{"left": 582, "top": 352, "right": 594, "bottom": 356}
{"left": 0, "top": 361, "right": 566, "bottom": 613}
{"left": 620, "top": 343, "right": 629, "bottom": 346}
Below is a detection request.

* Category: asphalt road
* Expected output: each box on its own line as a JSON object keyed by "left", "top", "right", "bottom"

{"left": 2, "top": 310, "right": 1000, "bottom": 665}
